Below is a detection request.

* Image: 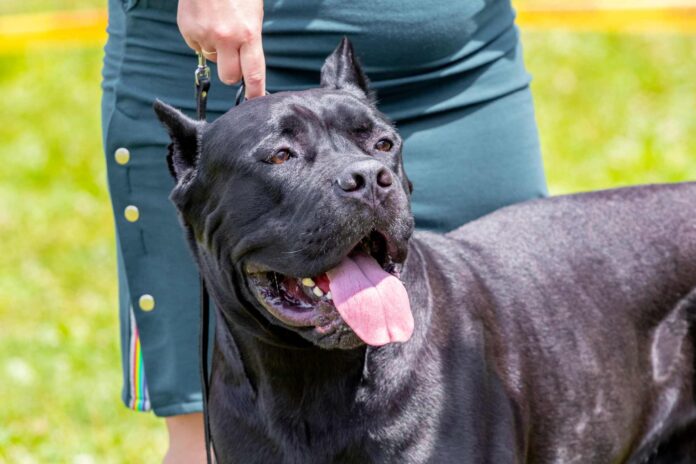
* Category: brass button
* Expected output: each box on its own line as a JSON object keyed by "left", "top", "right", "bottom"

{"left": 124, "top": 205, "right": 140, "bottom": 222}
{"left": 139, "top": 294, "right": 155, "bottom": 312}
{"left": 114, "top": 147, "right": 130, "bottom": 165}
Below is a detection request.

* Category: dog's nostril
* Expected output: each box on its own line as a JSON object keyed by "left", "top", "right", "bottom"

{"left": 377, "top": 168, "right": 392, "bottom": 188}
{"left": 337, "top": 172, "right": 365, "bottom": 192}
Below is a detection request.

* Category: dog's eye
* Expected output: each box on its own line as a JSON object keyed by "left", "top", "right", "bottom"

{"left": 374, "top": 139, "right": 393, "bottom": 152}
{"left": 268, "top": 149, "right": 292, "bottom": 164}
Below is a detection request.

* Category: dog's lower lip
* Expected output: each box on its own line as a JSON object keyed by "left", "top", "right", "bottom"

{"left": 245, "top": 271, "right": 335, "bottom": 328}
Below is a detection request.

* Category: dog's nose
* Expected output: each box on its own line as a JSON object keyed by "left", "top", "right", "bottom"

{"left": 336, "top": 160, "right": 393, "bottom": 201}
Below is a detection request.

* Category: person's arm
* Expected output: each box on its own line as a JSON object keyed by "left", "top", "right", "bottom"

{"left": 177, "top": 0, "right": 266, "bottom": 99}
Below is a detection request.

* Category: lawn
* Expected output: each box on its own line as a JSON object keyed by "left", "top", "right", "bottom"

{"left": 0, "top": 50, "right": 166, "bottom": 463}
{"left": 0, "top": 26, "right": 694, "bottom": 464}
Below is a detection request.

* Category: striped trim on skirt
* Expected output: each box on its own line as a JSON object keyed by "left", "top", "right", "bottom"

{"left": 128, "top": 307, "right": 151, "bottom": 412}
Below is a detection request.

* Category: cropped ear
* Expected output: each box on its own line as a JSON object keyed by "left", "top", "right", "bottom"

{"left": 320, "top": 37, "right": 374, "bottom": 101}
{"left": 153, "top": 99, "right": 204, "bottom": 182}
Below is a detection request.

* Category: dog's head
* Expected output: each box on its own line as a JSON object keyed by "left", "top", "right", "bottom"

{"left": 154, "top": 38, "right": 415, "bottom": 350}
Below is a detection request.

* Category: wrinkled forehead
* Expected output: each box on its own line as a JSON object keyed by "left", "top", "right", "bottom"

{"left": 202, "top": 89, "right": 394, "bottom": 166}
{"left": 267, "top": 90, "right": 389, "bottom": 133}
{"left": 211, "top": 89, "right": 391, "bottom": 136}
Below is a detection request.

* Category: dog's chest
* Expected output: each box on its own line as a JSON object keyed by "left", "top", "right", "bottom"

{"left": 212, "top": 370, "right": 449, "bottom": 464}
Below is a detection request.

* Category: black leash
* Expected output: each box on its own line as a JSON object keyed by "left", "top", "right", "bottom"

{"left": 196, "top": 53, "right": 247, "bottom": 464}
{"left": 194, "top": 52, "right": 215, "bottom": 464}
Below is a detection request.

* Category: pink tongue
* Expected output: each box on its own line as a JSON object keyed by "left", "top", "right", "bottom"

{"left": 326, "top": 252, "right": 414, "bottom": 346}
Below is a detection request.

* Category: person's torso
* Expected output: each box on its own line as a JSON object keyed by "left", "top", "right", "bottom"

{"left": 262, "top": 0, "right": 517, "bottom": 76}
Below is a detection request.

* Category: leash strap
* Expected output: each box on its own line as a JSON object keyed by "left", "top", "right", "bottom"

{"left": 195, "top": 52, "right": 215, "bottom": 464}
{"left": 200, "top": 275, "right": 213, "bottom": 464}
{"left": 196, "top": 53, "right": 248, "bottom": 464}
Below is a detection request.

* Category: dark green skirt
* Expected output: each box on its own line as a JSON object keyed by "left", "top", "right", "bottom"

{"left": 102, "top": 0, "right": 547, "bottom": 416}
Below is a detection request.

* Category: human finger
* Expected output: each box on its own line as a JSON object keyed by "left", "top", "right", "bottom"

{"left": 239, "top": 38, "right": 266, "bottom": 98}
{"left": 215, "top": 43, "right": 242, "bottom": 84}
{"left": 200, "top": 46, "right": 218, "bottom": 63}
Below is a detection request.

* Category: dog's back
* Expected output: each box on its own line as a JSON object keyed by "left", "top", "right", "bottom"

{"left": 422, "top": 182, "right": 696, "bottom": 462}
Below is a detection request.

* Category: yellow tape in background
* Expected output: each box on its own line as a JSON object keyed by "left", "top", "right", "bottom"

{"left": 0, "top": 9, "right": 107, "bottom": 52}
{"left": 518, "top": 6, "right": 696, "bottom": 34}
{"left": 0, "top": 3, "right": 694, "bottom": 53}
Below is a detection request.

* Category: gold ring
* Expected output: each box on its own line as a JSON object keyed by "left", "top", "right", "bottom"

{"left": 201, "top": 48, "right": 217, "bottom": 57}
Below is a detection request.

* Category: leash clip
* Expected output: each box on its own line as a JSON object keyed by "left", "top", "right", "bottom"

{"left": 195, "top": 53, "right": 211, "bottom": 87}
{"left": 195, "top": 52, "right": 212, "bottom": 121}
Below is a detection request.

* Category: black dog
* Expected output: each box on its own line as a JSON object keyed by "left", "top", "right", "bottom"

{"left": 154, "top": 38, "right": 696, "bottom": 463}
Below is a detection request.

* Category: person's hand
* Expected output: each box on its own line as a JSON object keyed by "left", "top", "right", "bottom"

{"left": 177, "top": 0, "right": 265, "bottom": 99}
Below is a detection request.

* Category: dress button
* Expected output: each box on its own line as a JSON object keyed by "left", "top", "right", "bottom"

{"left": 124, "top": 205, "right": 140, "bottom": 222}
{"left": 139, "top": 294, "right": 156, "bottom": 312}
{"left": 114, "top": 147, "right": 130, "bottom": 165}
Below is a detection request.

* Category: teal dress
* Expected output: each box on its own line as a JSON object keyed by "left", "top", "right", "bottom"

{"left": 102, "top": 0, "right": 547, "bottom": 416}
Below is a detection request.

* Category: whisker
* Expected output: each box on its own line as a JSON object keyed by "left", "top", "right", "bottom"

{"left": 282, "top": 244, "right": 312, "bottom": 255}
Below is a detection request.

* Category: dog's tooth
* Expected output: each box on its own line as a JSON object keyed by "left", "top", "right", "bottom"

{"left": 301, "top": 278, "right": 315, "bottom": 287}
{"left": 312, "top": 287, "right": 324, "bottom": 297}
{"left": 326, "top": 291, "right": 332, "bottom": 300}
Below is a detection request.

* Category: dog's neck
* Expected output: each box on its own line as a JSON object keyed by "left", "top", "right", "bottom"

{"left": 234, "top": 330, "right": 367, "bottom": 403}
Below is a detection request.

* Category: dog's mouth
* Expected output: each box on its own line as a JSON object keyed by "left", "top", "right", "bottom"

{"left": 245, "top": 230, "right": 414, "bottom": 347}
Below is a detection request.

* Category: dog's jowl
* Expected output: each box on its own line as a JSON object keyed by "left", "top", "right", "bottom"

{"left": 154, "top": 38, "right": 696, "bottom": 463}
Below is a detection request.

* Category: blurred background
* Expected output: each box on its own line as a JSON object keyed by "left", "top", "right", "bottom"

{"left": 0, "top": 0, "right": 694, "bottom": 462}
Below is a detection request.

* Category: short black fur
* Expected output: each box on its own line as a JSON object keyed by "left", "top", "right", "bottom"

{"left": 154, "top": 39, "right": 696, "bottom": 463}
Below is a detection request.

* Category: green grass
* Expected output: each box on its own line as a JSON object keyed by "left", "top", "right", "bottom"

{"left": 0, "top": 31, "right": 694, "bottom": 462}
{"left": 0, "top": 50, "right": 166, "bottom": 463}
{"left": 526, "top": 32, "right": 696, "bottom": 193}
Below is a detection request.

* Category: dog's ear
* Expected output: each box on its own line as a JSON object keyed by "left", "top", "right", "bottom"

{"left": 153, "top": 99, "right": 204, "bottom": 182}
{"left": 320, "top": 37, "right": 374, "bottom": 101}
